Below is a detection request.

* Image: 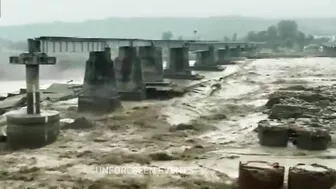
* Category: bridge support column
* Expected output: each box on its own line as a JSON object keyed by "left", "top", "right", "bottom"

{"left": 115, "top": 46, "right": 146, "bottom": 101}
{"left": 191, "top": 46, "right": 224, "bottom": 71}
{"left": 7, "top": 39, "right": 60, "bottom": 150}
{"left": 241, "top": 45, "right": 255, "bottom": 58}
{"left": 228, "top": 46, "right": 246, "bottom": 62}
{"left": 139, "top": 46, "right": 171, "bottom": 86}
{"left": 217, "top": 48, "right": 235, "bottom": 65}
{"left": 248, "top": 46, "right": 258, "bottom": 57}
{"left": 164, "top": 47, "right": 203, "bottom": 80}
{"left": 78, "top": 47, "right": 121, "bottom": 113}
{"left": 231, "top": 46, "right": 242, "bottom": 58}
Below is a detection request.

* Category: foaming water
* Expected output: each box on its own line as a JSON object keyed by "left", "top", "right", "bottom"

{"left": 2, "top": 58, "right": 336, "bottom": 187}
{"left": 0, "top": 79, "right": 83, "bottom": 96}
{"left": 156, "top": 57, "right": 336, "bottom": 180}
{"left": 0, "top": 60, "right": 196, "bottom": 96}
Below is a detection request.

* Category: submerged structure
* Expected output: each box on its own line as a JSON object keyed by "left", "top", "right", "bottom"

{"left": 6, "top": 39, "right": 60, "bottom": 150}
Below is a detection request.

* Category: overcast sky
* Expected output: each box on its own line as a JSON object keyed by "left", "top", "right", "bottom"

{"left": 0, "top": 0, "right": 335, "bottom": 26}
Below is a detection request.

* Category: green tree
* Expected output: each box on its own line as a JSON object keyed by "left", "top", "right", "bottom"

{"left": 246, "top": 31, "right": 257, "bottom": 41}
{"left": 296, "top": 31, "right": 306, "bottom": 47}
{"left": 161, "top": 31, "right": 173, "bottom": 40}
{"left": 276, "top": 20, "right": 298, "bottom": 40}
{"left": 306, "top": 35, "right": 314, "bottom": 42}
{"left": 255, "top": 31, "right": 267, "bottom": 42}
{"left": 244, "top": 20, "right": 328, "bottom": 49}
{"left": 284, "top": 39, "right": 293, "bottom": 48}
{"left": 266, "top": 25, "right": 277, "bottom": 40}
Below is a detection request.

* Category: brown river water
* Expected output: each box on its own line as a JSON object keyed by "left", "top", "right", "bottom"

{"left": 1, "top": 57, "right": 336, "bottom": 188}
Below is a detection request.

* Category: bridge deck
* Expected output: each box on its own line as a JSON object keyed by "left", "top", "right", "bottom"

{"left": 34, "top": 36, "right": 257, "bottom": 53}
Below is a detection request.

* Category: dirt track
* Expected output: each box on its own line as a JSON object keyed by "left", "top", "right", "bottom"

{"left": 1, "top": 58, "right": 336, "bottom": 188}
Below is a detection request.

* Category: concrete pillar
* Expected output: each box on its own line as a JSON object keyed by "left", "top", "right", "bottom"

{"left": 231, "top": 45, "right": 241, "bottom": 57}
{"left": 241, "top": 44, "right": 254, "bottom": 57}
{"left": 8, "top": 46, "right": 60, "bottom": 150}
{"left": 250, "top": 46, "right": 258, "bottom": 55}
{"left": 241, "top": 45, "right": 247, "bottom": 52}
{"left": 164, "top": 47, "right": 203, "bottom": 80}
{"left": 138, "top": 46, "right": 164, "bottom": 83}
{"left": 78, "top": 47, "right": 121, "bottom": 113}
{"left": 191, "top": 46, "right": 224, "bottom": 71}
{"left": 194, "top": 46, "right": 216, "bottom": 66}
{"left": 114, "top": 46, "right": 146, "bottom": 100}
{"left": 217, "top": 48, "right": 231, "bottom": 65}
{"left": 167, "top": 47, "right": 190, "bottom": 73}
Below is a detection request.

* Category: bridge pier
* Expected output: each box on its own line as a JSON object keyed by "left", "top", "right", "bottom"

{"left": 217, "top": 48, "right": 235, "bottom": 65}
{"left": 231, "top": 46, "right": 242, "bottom": 58}
{"left": 78, "top": 47, "right": 121, "bottom": 113}
{"left": 224, "top": 46, "right": 245, "bottom": 62}
{"left": 115, "top": 46, "right": 146, "bottom": 101}
{"left": 6, "top": 39, "right": 60, "bottom": 150}
{"left": 139, "top": 46, "right": 171, "bottom": 86}
{"left": 190, "top": 46, "right": 225, "bottom": 71}
{"left": 241, "top": 45, "right": 255, "bottom": 57}
{"left": 164, "top": 47, "right": 204, "bottom": 80}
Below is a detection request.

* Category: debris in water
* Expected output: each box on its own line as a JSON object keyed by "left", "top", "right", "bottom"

{"left": 62, "top": 117, "right": 94, "bottom": 130}
{"left": 149, "top": 151, "right": 175, "bottom": 161}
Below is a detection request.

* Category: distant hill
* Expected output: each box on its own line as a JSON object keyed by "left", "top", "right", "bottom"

{"left": 0, "top": 16, "right": 336, "bottom": 42}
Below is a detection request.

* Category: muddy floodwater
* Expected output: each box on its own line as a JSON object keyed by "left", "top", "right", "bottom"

{"left": 1, "top": 58, "right": 336, "bottom": 188}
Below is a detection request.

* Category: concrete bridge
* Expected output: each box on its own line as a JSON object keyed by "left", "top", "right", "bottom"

{"left": 33, "top": 36, "right": 257, "bottom": 52}
{"left": 5, "top": 36, "right": 261, "bottom": 148}
{"left": 32, "top": 36, "right": 258, "bottom": 72}
{"left": 31, "top": 35, "right": 258, "bottom": 76}
{"left": 10, "top": 36, "right": 260, "bottom": 113}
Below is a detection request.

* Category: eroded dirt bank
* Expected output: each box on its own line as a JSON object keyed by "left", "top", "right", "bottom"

{"left": 1, "top": 58, "right": 336, "bottom": 188}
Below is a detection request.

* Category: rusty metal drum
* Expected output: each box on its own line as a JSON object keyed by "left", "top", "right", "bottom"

{"left": 238, "top": 161, "right": 285, "bottom": 189}
{"left": 288, "top": 163, "right": 336, "bottom": 189}
{"left": 294, "top": 127, "right": 330, "bottom": 150}
{"left": 258, "top": 120, "right": 289, "bottom": 147}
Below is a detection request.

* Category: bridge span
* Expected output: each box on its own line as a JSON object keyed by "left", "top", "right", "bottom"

{"left": 8, "top": 36, "right": 261, "bottom": 117}
{"left": 33, "top": 36, "right": 257, "bottom": 53}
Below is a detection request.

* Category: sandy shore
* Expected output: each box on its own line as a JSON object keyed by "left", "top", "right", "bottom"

{"left": 1, "top": 57, "right": 336, "bottom": 188}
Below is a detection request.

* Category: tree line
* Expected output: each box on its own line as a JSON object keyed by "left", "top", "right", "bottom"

{"left": 160, "top": 20, "right": 332, "bottom": 50}
{"left": 245, "top": 20, "right": 330, "bottom": 49}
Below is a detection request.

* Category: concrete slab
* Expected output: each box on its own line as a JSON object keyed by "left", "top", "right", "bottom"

{"left": 163, "top": 72, "right": 205, "bottom": 80}
{"left": 145, "top": 80, "right": 172, "bottom": 87}
{"left": 43, "top": 83, "right": 81, "bottom": 102}
{"left": 217, "top": 61, "right": 237, "bottom": 65}
{"left": 6, "top": 88, "right": 26, "bottom": 98}
{"left": 0, "top": 83, "right": 81, "bottom": 114}
{"left": 44, "top": 83, "right": 81, "bottom": 93}
{"left": 0, "top": 94, "right": 26, "bottom": 113}
{"left": 189, "top": 65, "right": 226, "bottom": 72}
